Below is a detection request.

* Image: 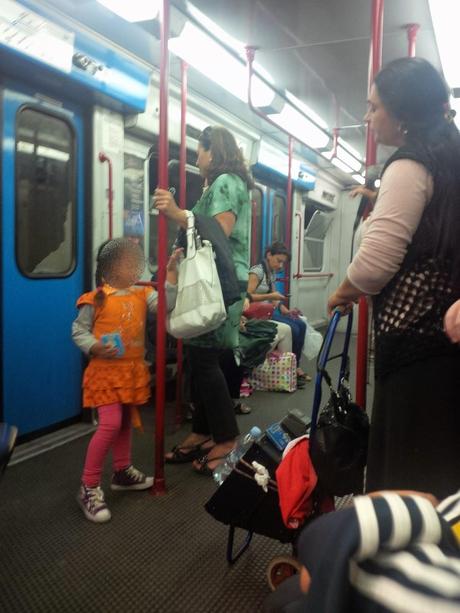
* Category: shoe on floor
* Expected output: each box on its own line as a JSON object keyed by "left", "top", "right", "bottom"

{"left": 111, "top": 465, "right": 154, "bottom": 491}
{"left": 234, "top": 402, "right": 251, "bottom": 415}
{"left": 77, "top": 484, "right": 111, "bottom": 523}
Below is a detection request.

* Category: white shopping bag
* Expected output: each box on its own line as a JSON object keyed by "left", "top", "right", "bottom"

{"left": 299, "top": 316, "right": 323, "bottom": 361}
{"left": 167, "top": 212, "right": 226, "bottom": 339}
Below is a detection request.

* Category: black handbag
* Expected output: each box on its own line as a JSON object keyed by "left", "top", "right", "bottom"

{"left": 309, "top": 370, "right": 369, "bottom": 497}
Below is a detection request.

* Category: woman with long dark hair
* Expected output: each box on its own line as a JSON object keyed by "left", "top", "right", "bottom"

{"left": 154, "top": 126, "right": 252, "bottom": 475}
{"left": 247, "top": 241, "right": 310, "bottom": 385}
{"left": 328, "top": 58, "right": 460, "bottom": 498}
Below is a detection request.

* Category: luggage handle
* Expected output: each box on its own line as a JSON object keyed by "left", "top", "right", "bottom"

{"left": 310, "top": 309, "right": 354, "bottom": 434}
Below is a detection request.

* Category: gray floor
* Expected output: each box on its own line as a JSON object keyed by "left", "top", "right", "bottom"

{"left": 0, "top": 333, "right": 373, "bottom": 613}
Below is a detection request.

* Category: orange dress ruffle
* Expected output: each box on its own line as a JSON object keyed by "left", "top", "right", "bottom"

{"left": 77, "top": 286, "right": 154, "bottom": 414}
{"left": 82, "top": 359, "right": 150, "bottom": 408}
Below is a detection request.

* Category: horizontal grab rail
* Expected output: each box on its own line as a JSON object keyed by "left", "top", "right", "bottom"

{"left": 135, "top": 281, "right": 158, "bottom": 288}
{"left": 293, "top": 273, "right": 334, "bottom": 279}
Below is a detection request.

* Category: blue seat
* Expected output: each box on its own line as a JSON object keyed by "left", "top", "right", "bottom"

{"left": 0, "top": 423, "right": 18, "bottom": 478}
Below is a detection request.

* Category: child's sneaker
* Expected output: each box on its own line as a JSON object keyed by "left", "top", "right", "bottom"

{"left": 111, "top": 465, "right": 154, "bottom": 491}
{"left": 77, "top": 484, "right": 111, "bottom": 523}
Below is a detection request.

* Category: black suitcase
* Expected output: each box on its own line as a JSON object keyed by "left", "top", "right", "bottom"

{"left": 205, "top": 311, "right": 361, "bottom": 562}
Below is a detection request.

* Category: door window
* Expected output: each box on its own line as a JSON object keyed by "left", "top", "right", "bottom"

{"left": 250, "top": 187, "right": 263, "bottom": 264}
{"left": 272, "top": 193, "right": 286, "bottom": 244}
{"left": 148, "top": 159, "right": 203, "bottom": 273}
{"left": 123, "top": 153, "right": 145, "bottom": 239}
{"left": 303, "top": 203, "right": 333, "bottom": 271}
{"left": 16, "top": 107, "right": 75, "bottom": 277}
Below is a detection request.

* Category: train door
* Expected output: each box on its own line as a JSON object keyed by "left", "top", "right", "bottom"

{"left": 1, "top": 88, "right": 85, "bottom": 436}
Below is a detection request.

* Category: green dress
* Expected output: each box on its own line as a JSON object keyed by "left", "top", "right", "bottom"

{"left": 188, "top": 173, "right": 250, "bottom": 349}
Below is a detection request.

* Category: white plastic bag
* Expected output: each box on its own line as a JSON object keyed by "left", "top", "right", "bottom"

{"left": 167, "top": 212, "right": 226, "bottom": 339}
{"left": 299, "top": 316, "right": 323, "bottom": 361}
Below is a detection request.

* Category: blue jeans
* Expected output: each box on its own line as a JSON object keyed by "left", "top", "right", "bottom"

{"left": 271, "top": 311, "right": 307, "bottom": 365}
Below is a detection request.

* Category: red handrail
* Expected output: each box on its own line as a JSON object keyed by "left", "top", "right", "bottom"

{"left": 294, "top": 212, "right": 302, "bottom": 278}
{"left": 285, "top": 136, "right": 293, "bottom": 301}
{"left": 175, "top": 59, "right": 188, "bottom": 428}
{"left": 136, "top": 281, "right": 158, "bottom": 288}
{"left": 251, "top": 198, "right": 259, "bottom": 265}
{"left": 406, "top": 23, "right": 420, "bottom": 58}
{"left": 152, "top": 0, "right": 170, "bottom": 496}
{"left": 356, "top": 0, "right": 384, "bottom": 410}
{"left": 98, "top": 152, "right": 113, "bottom": 239}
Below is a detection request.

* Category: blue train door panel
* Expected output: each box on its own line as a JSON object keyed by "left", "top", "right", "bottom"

{"left": 1, "top": 88, "right": 85, "bottom": 436}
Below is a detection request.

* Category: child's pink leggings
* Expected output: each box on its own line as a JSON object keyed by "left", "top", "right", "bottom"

{"left": 82, "top": 403, "right": 133, "bottom": 487}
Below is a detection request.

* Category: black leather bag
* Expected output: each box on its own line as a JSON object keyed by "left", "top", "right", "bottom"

{"left": 310, "top": 376, "right": 369, "bottom": 497}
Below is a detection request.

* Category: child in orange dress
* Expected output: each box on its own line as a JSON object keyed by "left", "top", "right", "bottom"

{"left": 72, "top": 238, "right": 179, "bottom": 523}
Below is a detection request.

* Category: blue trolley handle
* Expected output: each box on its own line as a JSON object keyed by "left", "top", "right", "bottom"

{"left": 310, "top": 309, "right": 353, "bottom": 435}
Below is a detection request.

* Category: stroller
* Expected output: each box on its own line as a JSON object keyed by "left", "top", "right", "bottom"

{"left": 204, "top": 310, "right": 369, "bottom": 588}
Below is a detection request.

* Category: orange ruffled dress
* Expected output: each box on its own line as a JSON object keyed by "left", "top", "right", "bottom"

{"left": 77, "top": 285, "right": 153, "bottom": 409}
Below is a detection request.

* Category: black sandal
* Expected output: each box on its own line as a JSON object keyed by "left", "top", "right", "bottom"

{"left": 296, "top": 376, "right": 306, "bottom": 389}
{"left": 165, "top": 438, "right": 213, "bottom": 464}
{"left": 234, "top": 402, "right": 251, "bottom": 415}
{"left": 193, "top": 454, "right": 227, "bottom": 477}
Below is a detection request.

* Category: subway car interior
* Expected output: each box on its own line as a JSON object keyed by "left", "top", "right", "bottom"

{"left": 1, "top": 1, "right": 459, "bottom": 611}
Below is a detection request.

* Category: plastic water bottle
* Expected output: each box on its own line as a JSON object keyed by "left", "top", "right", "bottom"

{"left": 213, "top": 426, "right": 262, "bottom": 486}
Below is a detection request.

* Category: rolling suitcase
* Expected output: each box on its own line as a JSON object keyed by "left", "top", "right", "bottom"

{"left": 205, "top": 311, "right": 367, "bottom": 562}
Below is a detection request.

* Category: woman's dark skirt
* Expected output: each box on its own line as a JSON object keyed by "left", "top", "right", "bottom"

{"left": 366, "top": 354, "right": 460, "bottom": 499}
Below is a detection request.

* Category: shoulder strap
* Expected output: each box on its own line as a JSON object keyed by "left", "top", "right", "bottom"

{"left": 261, "top": 259, "right": 274, "bottom": 293}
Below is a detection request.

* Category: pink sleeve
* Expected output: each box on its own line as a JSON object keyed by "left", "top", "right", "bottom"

{"left": 347, "top": 159, "right": 434, "bottom": 295}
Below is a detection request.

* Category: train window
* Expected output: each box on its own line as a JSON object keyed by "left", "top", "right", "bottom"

{"left": 148, "top": 159, "right": 203, "bottom": 273}
{"left": 16, "top": 108, "right": 75, "bottom": 277}
{"left": 303, "top": 206, "right": 333, "bottom": 271}
{"left": 272, "top": 193, "right": 285, "bottom": 244}
{"left": 124, "top": 153, "right": 145, "bottom": 239}
{"left": 250, "top": 187, "right": 263, "bottom": 264}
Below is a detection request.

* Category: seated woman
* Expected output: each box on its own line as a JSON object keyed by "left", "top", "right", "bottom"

{"left": 247, "top": 242, "right": 310, "bottom": 385}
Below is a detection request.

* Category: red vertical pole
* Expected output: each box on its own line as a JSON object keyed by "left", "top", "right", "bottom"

{"left": 175, "top": 60, "right": 188, "bottom": 427}
{"left": 406, "top": 23, "right": 420, "bottom": 58}
{"left": 152, "top": 0, "right": 169, "bottom": 495}
{"left": 285, "top": 136, "right": 293, "bottom": 299}
{"left": 98, "top": 152, "right": 113, "bottom": 239}
{"left": 356, "top": 0, "right": 384, "bottom": 409}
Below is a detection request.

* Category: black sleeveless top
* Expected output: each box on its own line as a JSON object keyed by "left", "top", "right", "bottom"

{"left": 372, "top": 146, "right": 460, "bottom": 378}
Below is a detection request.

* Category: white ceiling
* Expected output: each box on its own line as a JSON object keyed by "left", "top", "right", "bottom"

{"left": 188, "top": 0, "right": 440, "bottom": 158}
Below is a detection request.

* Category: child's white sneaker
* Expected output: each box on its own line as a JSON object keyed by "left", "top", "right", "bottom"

{"left": 77, "top": 484, "right": 111, "bottom": 523}
{"left": 111, "top": 465, "right": 154, "bottom": 491}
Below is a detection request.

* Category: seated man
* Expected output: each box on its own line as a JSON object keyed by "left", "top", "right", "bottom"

{"left": 264, "top": 489, "right": 460, "bottom": 612}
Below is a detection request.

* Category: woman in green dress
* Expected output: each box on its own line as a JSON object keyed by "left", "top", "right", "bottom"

{"left": 153, "top": 126, "right": 252, "bottom": 475}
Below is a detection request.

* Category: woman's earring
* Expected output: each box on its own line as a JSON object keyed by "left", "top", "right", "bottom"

{"left": 445, "top": 109, "right": 457, "bottom": 123}
{"left": 398, "top": 123, "right": 408, "bottom": 136}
